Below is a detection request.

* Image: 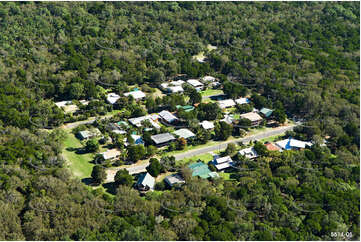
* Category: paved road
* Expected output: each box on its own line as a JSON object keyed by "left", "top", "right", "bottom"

{"left": 174, "top": 125, "right": 295, "bottom": 160}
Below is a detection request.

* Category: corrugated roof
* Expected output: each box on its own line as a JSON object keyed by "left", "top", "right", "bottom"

{"left": 136, "top": 173, "right": 155, "bottom": 189}
{"left": 151, "top": 133, "right": 176, "bottom": 144}
{"left": 173, "top": 128, "right": 195, "bottom": 139}
{"left": 188, "top": 162, "right": 212, "bottom": 178}
{"left": 159, "top": 110, "right": 178, "bottom": 123}
{"left": 124, "top": 90, "right": 146, "bottom": 100}
{"left": 260, "top": 108, "right": 273, "bottom": 117}
{"left": 240, "top": 112, "right": 263, "bottom": 122}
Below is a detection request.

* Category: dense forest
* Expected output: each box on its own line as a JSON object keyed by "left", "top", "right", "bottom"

{"left": 0, "top": 1, "right": 359, "bottom": 241}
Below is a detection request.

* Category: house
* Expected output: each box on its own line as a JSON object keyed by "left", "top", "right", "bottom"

{"left": 135, "top": 172, "right": 155, "bottom": 191}
{"left": 151, "top": 133, "right": 176, "bottom": 146}
{"left": 202, "top": 76, "right": 216, "bottom": 83}
{"left": 99, "top": 149, "right": 121, "bottom": 160}
{"left": 176, "top": 105, "right": 195, "bottom": 112}
{"left": 129, "top": 134, "right": 144, "bottom": 145}
{"left": 159, "top": 110, "right": 178, "bottom": 123}
{"left": 170, "top": 80, "right": 185, "bottom": 86}
{"left": 79, "top": 100, "right": 90, "bottom": 106}
{"left": 240, "top": 112, "right": 263, "bottom": 126}
{"left": 275, "top": 138, "right": 313, "bottom": 150}
{"left": 107, "top": 93, "right": 121, "bottom": 104}
{"left": 239, "top": 147, "right": 258, "bottom": 159}
{"left": 264, "top": 142, "right": 281, "bottom": 151}
{"left": 128, "top": 114, "right": 160, "bottom": 129}
{"left": 160, "top": 82, "right": 169, "bottom": 90}
{"left": 221, "top": 114, "right": 235, "bottom": 125}
{"left": 164, "top": 174, "right": 185, "bottom": 187}
{"left": 199, "top": 120, "right": 215, "bottom": 130}
{"left": 77, "top": 129, "right": 101, "bottom": 140}
{"left": 124, "top": 90, "right": 146, "bottom": 100}
{"left": 187, "top": 79, "right": 204, "bottom": 91}
{"left": 218, "top": 99, "right": 236, "bottom": 109}
{"left": 235, "top": 98, "right": 250, "bottom": 105}
{"left": 167, "top": 86, "right": 184, "bottom": 93}
{"left": 260, "top": 108, "right": 273, "bottom": 118}
{"left": 55, "top": 101, "right": 78, "bottom": 113}
{"left": 107, "top": 123, "right": 127, "bottom": 135}
{"left": 213, "top": 156, "right": 233, "bottom": 170}
{"left": 188, "top": 162, "right": 219, "bottom": 179}
{"left": 173, "top": 128, "right": 196, "bottom": 139}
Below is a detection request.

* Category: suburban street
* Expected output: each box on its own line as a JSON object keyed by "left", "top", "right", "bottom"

{"left": 173, "top": 124, "right": 295, "bottom": 160}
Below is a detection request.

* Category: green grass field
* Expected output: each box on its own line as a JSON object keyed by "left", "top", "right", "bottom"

{"left": 62, "top": 131, "right": 95, "bottom": 179}
{"left": 178, "top": 153, "right": 214, "bottom": 165}
{"left": 200, "top": 89, "right": 223, "bottom": 97}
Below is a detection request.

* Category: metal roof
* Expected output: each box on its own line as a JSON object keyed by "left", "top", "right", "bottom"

{"left": 173, "top": 128, "right": 196, "bottom": 139}
{"left": 151, "top": 133, "right": 176, "bottom": 145}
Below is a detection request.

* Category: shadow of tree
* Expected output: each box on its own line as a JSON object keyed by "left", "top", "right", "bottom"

{"left": 82, "top": 177, "right": 96, "bottom": 186}
{"left": 102, "top": 182, "right": 118, "bottom": 195}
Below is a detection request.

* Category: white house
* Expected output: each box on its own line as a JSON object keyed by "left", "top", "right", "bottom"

{"left": 199, "top": 120, "right": 215, "bottom": 130}
{"left": 235, "top": 98, "right": 250, "bottom": 105}
{"left": 239, "top": 147, "right": 258, "bottom": 159}
{"left": 124, "top": 90, "right": 146, "bottom": 100}
{"left": 202, "top": 76, "right": 216, "bottom": 83}
{"left": 275, "top": 138, "right": 313, "bottom": 150}
{"left": 187, "top": 79, "right": 204, "bottom": 91}
{"left": 107, "top": 93, "right": 121, "bottom": 104}
{"left": 135, "top": 173, "right": 155, "bottom": 191}
{"left": 218, "top": 99, "right": 236, "bottom": 109}
{"left": 213, "top": 156, "right": 233, "bottom": 170}
{"left": 100, "top": 149, "right": 121, "bottom": 160}
{"left": 167, "top": 86, "right": 184, "bottom": 93}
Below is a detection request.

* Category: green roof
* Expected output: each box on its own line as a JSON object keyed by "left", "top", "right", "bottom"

{"left": 260, "top": 108, "right": 273, "bottom": 117}
{"left": 188, "top": 162, "right": 212, "bottom": 178}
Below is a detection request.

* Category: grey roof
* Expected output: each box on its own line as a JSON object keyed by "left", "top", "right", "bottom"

{"left": 136, "top": 172, "right": 155, "bottom": 190}
{"left": 151, "top": 133, "right": 176, "bottom": 145}
{"left": 173, "top": 128, "right": 196, "bottom": 139}
{"left": 159, "top": 110, "right": 178, "bottom": 123}
{"left": 164, "top": 174, "right": 185, "bottom": 186}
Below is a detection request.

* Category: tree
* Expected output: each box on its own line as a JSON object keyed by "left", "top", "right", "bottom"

{"left": 225, "top": 143, "right": 237, "bottom": 155}
{"left": 146, "top": 158, "right": 163, "bottom": 177}
{"left": 114, "top": 169, "right": 133, "bottom": 186}
{"left": 273, "top": 109, "right": 286, "bottom": 124}
{"left": 197, "top": 103, "right": 221, "bottom": 121}
{"left": 176, "top": 137, "right": 187, "bottom": 150}
{"left": 127, "top": 145, "right": 146, "bottom": 162}
{"left": 214, "top": 121, "right": 232, "bottom": 140}
{"left": 91, "top": 165, "right": 106, "bottom": 184}
{"left": 85, "top": 138, "right": 99, "bottom": 153}
{"left": 188, "top": 88, "right": 202, "bottom": 105}
{"left": 68, "top": 82, "right": 84, "bottom": 99}
{"left": 253, "top": 142, "right": 268, "bottom": 156}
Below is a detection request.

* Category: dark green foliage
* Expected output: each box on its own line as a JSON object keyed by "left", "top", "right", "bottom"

{"left": 85, "top": 138, "right": 99, "bottom": 153}
{"left": 91, "top": 165, "right": 106, "bottom": 184}
{"left": 114, "top": 169, "right": 133, "bottom": 186}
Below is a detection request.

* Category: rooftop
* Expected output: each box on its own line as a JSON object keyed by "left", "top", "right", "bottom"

{"left": 260, "top": 108, "right": 273, "bottom": 117}
{"left": 199, "top": 120, "right": 214, "bottom": 130}
{"left": 235, "top": 98, "right": 250, "bottom": 105}
{"left": 218, "top": 99, "right": 236, "bottom": 109}
{"left": 124, "top": 90, "right": 146, "bottom": 100}
{"left": 173, "top": 128, "right": 196, "bottom": 139}
{"left": 106, "top": 93, "right": 121, "bottom": 104}
{"left": 239, "top": 147, "right": 258, "bottom": 159}
{"left": 240, "top": 112, "right": 263, "bottom": 122}
{"left": 136, "top": 172, "right": 155, "bottom": 190}
{"left": 164, "top": 174, "right": 185, "bottom": 186}
{"left": 187, "top": 79, "right": 204, "bottom": 87}
{"left": 151, "top": 133, "right": 176, "bottom": 145}
{"left": 159, "top": 110, "right": 178, "bottom": 123}
{"left": 100, "top": 149, "right": 121, "bottom": 160}
{"left": 188, "top": 162, "right": 213, "bottom": 178}
{"left": 264, "top": 142, "right": 280, "bottom": 151}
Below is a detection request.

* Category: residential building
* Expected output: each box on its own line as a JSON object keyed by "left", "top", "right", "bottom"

{"left": 260, "top": 108, "right": 273, "bottom": 118}
{"left": 77, "top": 129, "right": 101, "bottom": 140}
{"left": 106, "top": 93, "right": 121, "bottom": 104}
{"left": 199, "top": 120, "right": 215, "bottom": 130}
{"left": 276, "top": 138, "right": 313, "bottom": 150}
{"left": 99, "top": 149, "right": 121, "bottom": 160}
{"left": 235, "top": 98, "right": 250, "bottom": 105}
{"left": 187, "top": 79, "right": 204, "bottom": 91}
{"left": 135, "top": 172, "right": 155, "bottom": 191}
{"left": 188, "top": 162, "right": 219, "bottom": 179}
{"left": 107, "top": 123, "right": 126, "bottom": 135}
{"left": 130, "top": 134, "right": 144, "bottom": 145}
{"left": 170, "top": 80, "right": 185, "bottom": 86}
{"left": 164, "top": 174, "right": 185, "bottom": 187}
{"left": 124, "top": 90, "right": 146, "bottom": 100}
{"left": 240, "top": 112, "right": 263, "bottom": 126}
{"left": 213, "top": 156, "right": 233, "bottom": 170}
{"left": 167, "top": 86, "right": 184, "bottom": 93}
{"left": 128, "top": 114, "right": 160, "bottom": 129}
{"left": 218, "top": 99, "right": 236, "bottom": 109}
{"left": 239, "top": 147, "right": 258, "bottom": 159}
{"left": 55, "top": 101, "right": 78, "bottom": 113}
{"left": 173, "top": 128, "right": 196, "bottom": 139}
{"left": 202, "top": 76, "right": 216, "bottom": 83}
{"left": 151, "top": 133, "right": 176, "bottom": 146}
{"left": 159, "top": 110, "right": 178, "bottom": 123}
{"left": 221, "top": 114, "right": 235, "bottom": 125}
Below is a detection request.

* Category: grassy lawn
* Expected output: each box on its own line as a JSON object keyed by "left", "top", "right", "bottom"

{"left": 259, "top": 135, "right": 283, "bottom": 143}
{"left": 200, "top": 89, "right": 223, "bottom": 97}
{"left": 62, "top": 131, "right": 95, "bottom": 179}
{"left": 178, "top": 152, "right": 214, "bottom": 165}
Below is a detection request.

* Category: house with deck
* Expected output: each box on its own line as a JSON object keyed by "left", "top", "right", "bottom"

{"left": 240, "top": 112, "right": 263, "bottom": 126}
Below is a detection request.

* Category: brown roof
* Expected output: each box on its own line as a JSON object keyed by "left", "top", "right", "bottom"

{"left": 264, "top": 142, "right": 280, "bottom": 151}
